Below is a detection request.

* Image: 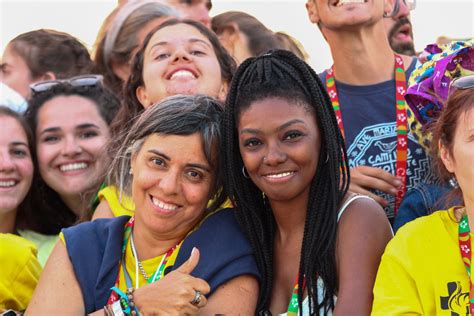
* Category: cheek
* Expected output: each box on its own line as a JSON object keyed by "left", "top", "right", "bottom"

{"left": 36, "top": 144, "right": 54, "bottom": 169}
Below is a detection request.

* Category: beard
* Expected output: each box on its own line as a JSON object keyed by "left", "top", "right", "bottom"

{"left": 388, "top": 17, "right": 416, "bottom": 56}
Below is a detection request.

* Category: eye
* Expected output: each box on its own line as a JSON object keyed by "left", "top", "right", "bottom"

{"left": 243, "top": 138, "right": 262, "bottom": 148}
{"left": 11, "top": 149, "right": 29, "bottom": 158}
{"left": 179, "top": 0, "right": 193, "bottom": 5}
{"left": 42, "top": 135, "right": 59, "bottom": 143}
{"left": 186, "top": 169, "right": 203, "bottom": 181}
{"left": 151, "top": 157, "right": 165, "bottom": 167}
{"left": 190, "top": 50, "right": 205, "bottom": 56}
{"left": 154, "top": 52, "right": 170, "bottom": 60}
{"left": 284, "top": 131, "right": 303, "bottom": 141}
{"left": 80, "top": 131, "right": 98, "bottom": 139}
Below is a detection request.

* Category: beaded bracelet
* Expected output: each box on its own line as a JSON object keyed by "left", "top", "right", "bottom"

{"left": 126, "top": 288, "right": 140, "bottom": 316}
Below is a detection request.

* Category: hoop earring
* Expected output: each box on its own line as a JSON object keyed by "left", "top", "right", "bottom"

{"left": 449, "top": 176, "right": 458, "bottom": 188}
{"left": 242, "top": 166, "right": 250, "bottom": 179}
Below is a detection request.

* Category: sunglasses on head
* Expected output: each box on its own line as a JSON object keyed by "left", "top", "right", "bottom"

{"left": 30, "top": 74, "right": 103, "bottom": 94}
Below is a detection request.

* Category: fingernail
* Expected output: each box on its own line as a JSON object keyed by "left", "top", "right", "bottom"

{"left": 390, "top": 188, "right": 397, "bottom": 195}
{"left": 191, "top": 247, "right": 197, "bottom": 255}
{"left": 394, "top": 180, "right": 402, "bottom": 187}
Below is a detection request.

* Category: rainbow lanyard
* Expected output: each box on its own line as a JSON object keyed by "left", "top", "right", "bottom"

{"left": 458, "top": 213, "right": 474, "bottom": 314}
{"left": 325, "top": 54, "right": 408, "bottom": 216}
{"left": 107, "top": 217, "right": 179, "bottom": 304}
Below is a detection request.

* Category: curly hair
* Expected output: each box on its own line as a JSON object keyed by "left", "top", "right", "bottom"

{"left": 22, "top": 82, "right": 121, "bottom": 234}
{"left": 221, "top": 50, "right": 349, "bottom": 314}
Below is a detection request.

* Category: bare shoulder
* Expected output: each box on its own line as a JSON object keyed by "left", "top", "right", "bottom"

{"left": 92, "top": 199, "right": 114, "bottom": 220}
{"left": 338, "top": 192, "right": 391, "bottom": 230}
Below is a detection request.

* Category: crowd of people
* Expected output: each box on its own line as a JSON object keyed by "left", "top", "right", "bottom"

{"left": 0, "top": 0, "right": 472, "bottom": 315}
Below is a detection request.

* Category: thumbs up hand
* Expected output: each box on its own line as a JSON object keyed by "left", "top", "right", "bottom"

{"left": 133, "top": 247, "right": 210, "bottom": 315}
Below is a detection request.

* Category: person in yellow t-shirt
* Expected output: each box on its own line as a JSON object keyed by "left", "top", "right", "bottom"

{"left": 373, "top": 77, "right": 474, "bottom": 315}
{"left": 0, "top": 234, "right": 41, "bottom": 313}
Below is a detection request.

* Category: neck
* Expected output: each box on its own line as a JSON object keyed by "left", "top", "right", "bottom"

{"left": 62, "top": 194, "right": 88, "bottom": 218}
{"left": 325, "top": 26, "right": 395, "bottom": 85}
{"left": 132, "top": 218, "right": 187, "bottom": 261}
{"left": 464, "top": 199, "right": 474, "bottom": 232}
{"left": 270, "top": 197, "right": 307, "bottom": 245}
{"left": 0, "top": 209, "right": 16, "bottom": 234}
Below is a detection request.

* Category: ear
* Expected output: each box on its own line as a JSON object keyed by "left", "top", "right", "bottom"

{"left": 217, "top": 23, "right": 239, "bottom": 55}
{"left": 383, "top": 0, "right": 395, "bottom": 17}
{"left": 217, "top": 81, "right": 228, "bottom": 102}
{"left": 306, "top": 0, "right": 320, "bottom": 24}
{"left": 136, "top": 85, "right": 152, "bottom": 108}
{"left": 439, "top": 139, "right": 455, "bottom": 174}
{"left": 38, "top": 71, "right": 56, "bottom": 82}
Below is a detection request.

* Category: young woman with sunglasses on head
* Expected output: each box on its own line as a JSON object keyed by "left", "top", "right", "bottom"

{"left": 93, "top": 18, "right": 236, "bottom": 219}
{"left": 20, "top": 75, "right": 120, "bottom": 263}
{"left": 373, "top": 76, "right": 474, "bottom": 315}
{"left": 221, "top": 50, "right": 392, "bottom": 315}
{"left": 26, "top": 95, "right": 259, "bottom": 315}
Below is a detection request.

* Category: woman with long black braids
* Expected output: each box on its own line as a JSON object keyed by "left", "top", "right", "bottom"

{"left": 221, "top": 50, "right": 392, "bottom": 315}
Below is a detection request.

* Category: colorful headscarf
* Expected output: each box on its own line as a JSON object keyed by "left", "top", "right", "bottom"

{"left": 405, "top": 39, "right": 474, "bottom": 151}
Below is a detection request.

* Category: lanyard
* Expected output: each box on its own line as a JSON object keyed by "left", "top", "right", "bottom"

{"left": 286, "top": 275, "right": 306, "bottom": 315}
{"left": 458, "top": 213, "right": 474, "bottom": 314}
{"left": 325, "top": 54, "right": 408, "bottom": 216}
{"left": 107, "top": 217, "right": 180, "bottom": 304}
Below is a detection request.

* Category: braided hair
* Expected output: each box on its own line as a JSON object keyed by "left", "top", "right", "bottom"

{"left": 221, "top": 50, "right": 349, "bottom": 315}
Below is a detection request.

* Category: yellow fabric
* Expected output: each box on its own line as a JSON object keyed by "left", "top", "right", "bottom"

{"left": 372, "top": 207, "right": 470, "bottom": 315}
{"left": 98, "top": 185, "right": 135, "bottom": 217}
{"left": 99, "top": 185, "right": 232, "bottom": 218}
{"left": 18, "top": 229, "right": 58, "bottom": 267}
{"left": 0, "top": 233, "right": 42, "bottom": 312}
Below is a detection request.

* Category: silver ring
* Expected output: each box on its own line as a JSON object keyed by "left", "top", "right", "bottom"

{"left": 190, "top": 290, "right": 201, "bottom": 305}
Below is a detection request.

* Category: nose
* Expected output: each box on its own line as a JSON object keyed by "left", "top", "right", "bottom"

{"left": 158, "top": 169, "right": 179, "bottom": 196}
{"left": 172, "top": 47, "right": 191, "bottom": 63}
{"left": 0, "top": 152, "right": 16, "bottom": 173}
{"left": 264, "top": 143, "right": 287, "bottom": 166}
{"left": 395, "top": 0, "right": 410, "bottom": 18}
{"left": 61, "top": 136, "right": 82, "bottom": 156}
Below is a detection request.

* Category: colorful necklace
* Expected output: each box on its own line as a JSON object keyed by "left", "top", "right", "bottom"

{"left": 107, "top": 217, "right": 180, "bottom": 304}
{"left": 325, "top": 54, "right": 409, "bottom": 216}
{"left": 458, "top": 211, "right": 474, "bottom": 314}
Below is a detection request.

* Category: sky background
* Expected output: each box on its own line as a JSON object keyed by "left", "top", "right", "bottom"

{"left": 1, "top": 0, "right": 473, "bottom": 72}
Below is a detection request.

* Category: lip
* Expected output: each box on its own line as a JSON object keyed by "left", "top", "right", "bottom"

{"left": 395, "top": 24, "right": 412, "bottom": 41}
{"left": 262, "top": 170, "right": 296, "bottom": 183}
{"left": 56, "top": 160, "right": 91, "bottom": 175}
{"left": 0, "top": 178, "right": 19, "bottom": 189}
{"left": 149, "top": 194, "right": 182, "bottom": 216}
{"left": 166, "top": 67, "right": 198, "bottom": 80}
{"left": 333, "top": 0, "right": 367, "bottom": 7}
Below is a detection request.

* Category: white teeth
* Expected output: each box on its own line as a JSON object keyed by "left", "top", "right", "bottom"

{"left": 266, "top": 172, "right": 294, "bottom": 179}
{"left": 152, "top": 197, "right": 178, "bottom": 211}
{"left": 337, "top": 0, "right": 365, "bottom": 6}
{"left": 170, "top": 70, "right": 196, "bottom": 80}
{"left": 0, "top": 180, "right": 16, "bottom": 188}
{"left": 59, "top": 162, "right": 88, "bottom": 172}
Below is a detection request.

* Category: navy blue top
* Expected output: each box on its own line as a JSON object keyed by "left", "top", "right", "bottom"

{"left": 62, "top": 208, "right": 260, "bottom": 314}
{"left": 320, "top": 59, "right": 436, "bottom": 218}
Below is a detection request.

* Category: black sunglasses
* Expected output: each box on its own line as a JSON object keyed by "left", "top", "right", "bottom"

{"left": 30, "top": 74, "right": 103, "bottom": 94}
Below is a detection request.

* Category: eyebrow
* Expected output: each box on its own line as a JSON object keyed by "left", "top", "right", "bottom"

{"left": 240, "top": 119, "right": 307, "bottom": 135}
{"left": 150, "top": 38, "right": 212, "bottom": 51}
{"left": 147, "top": 149, "right": 211, "bottom": 172}
{"left": 11, "top": 141, "right": 29, "bottom": 147}
{"left": 40, "top": 123, "right": 101, "bottom": 135}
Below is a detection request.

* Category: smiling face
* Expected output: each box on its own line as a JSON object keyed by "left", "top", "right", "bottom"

{"left": 36, "top": 95, "right": 110, "bottom": 201}
{"left": 131, "top": 133, "right": 214, "bottom": 239}
{"left": 238, "top": 97, "right": 321, "bottom": 203}
{"left": 136, "top": 23, "right": 226, "bottom": 107}
{"left": 0, "top": 115, "right": 33, "bottom": 216}
{"left": 0, "top": 44, "right": 34, "bottom": 99}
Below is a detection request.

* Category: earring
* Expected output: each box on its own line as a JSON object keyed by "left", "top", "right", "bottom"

{"left": 383, "top": 12, "right": 389, "bottom": 18}
{"left": 449, "top": 177, "right": 458, "bottom": 188}
{"left": 129, "top": 168, "right": 133, "bottom": 175}
{"left": 242, "top": 166, "right": 249, "bottom": 179}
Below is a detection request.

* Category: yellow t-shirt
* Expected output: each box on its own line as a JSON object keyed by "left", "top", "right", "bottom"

{"left": 98, "top": 185, "right": 232, "bottom": 218}
{"left": 0, "top": 233, "right": 42, "bottom": 312}
{"left": 372, "top": 207, "right": 470, "bottom": 315}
